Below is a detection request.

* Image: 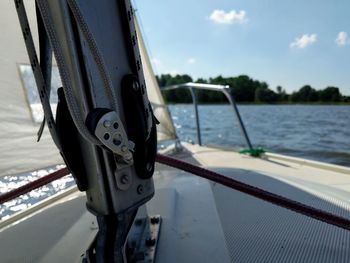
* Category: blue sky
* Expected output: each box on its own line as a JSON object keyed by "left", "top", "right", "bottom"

{"left": 134, "top": 0, "right": 350, "bottom": 95}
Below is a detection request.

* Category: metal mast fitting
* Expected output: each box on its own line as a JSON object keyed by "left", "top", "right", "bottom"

{"left": 16, "top": 0, "right": 158, "bottom": 261}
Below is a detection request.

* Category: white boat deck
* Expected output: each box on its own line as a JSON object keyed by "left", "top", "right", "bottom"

{"left": 179, "top": 143, "right": 350, "bottom": 262}
{"left": 1, "top": 143, "right": 350, "bottom": 262}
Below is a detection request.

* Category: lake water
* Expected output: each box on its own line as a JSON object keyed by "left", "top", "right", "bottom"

{"left": 1, "top": 104, "right": 349, "bottom": 219}
{"left": 168, "top": 104, "right": 350, "bottom": 166}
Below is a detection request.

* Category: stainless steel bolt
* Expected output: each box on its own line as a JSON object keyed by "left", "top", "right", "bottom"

{"left": 103, "top": 120, "right": 111, "bottom": 128}
{"left": 121, "top": 145, "right": 128, "bottom": 152}
{"left": 132, "top": 81, "right": 140, "bottom": 91}
{"left": 121, "top": 174, "right": 129, "bottom": 185}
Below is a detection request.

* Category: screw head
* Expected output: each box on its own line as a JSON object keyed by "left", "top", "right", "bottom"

{"left": 120, "top": 174, "right": 129, "bottom": 184}
{"left": 103, "top": 120, "right": 111, "bottom": 128}
{"left": 132, "top": 80, "right": 140, "bottom": 91}
{"left": 137, "top": 184, "right": 144, "bottom": 194}
{"left": 121, "top": 145, "right": 128, "bottom": 152}
{"left": 146, "top": 162, "right": 153, "bottom": 172}
{"left": 123, "top": 153, "right": 133, "bottom": 164}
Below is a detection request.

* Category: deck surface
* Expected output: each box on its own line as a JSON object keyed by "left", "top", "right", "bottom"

{"left": 180, "top": 143, "right": 350, "bottom": 262}
{"left": 1, "top": 143, "right": 350, "bottom": 262}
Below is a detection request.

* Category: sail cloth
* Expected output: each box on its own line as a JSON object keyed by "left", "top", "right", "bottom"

{"left": 135, "top": 19, "right": 177, "bottom": 142}
{"left": 0, "top": 1, "right": 62, "bottom": 177}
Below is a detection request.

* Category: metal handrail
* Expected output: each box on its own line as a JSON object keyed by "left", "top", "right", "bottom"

{"left": 161, "top": 82, "right": 253, "bottom": 150}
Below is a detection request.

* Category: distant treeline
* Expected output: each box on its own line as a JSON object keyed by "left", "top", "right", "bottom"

{"left": 157, "top": 74, "right": 350, "bottom": 104}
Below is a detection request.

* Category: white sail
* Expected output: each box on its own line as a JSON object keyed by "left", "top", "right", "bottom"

{"left": 135, "top": 19, "right": 177, "bottom": 142}
{"left": 0, "top": 1, "right": 62, "bottom": 177}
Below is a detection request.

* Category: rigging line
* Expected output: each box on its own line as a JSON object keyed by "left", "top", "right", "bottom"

{"left": 2, "top": 153, "right": 350, "bottom": 233}
{"left": 36, "top": 1, "right": 53, "bottom": 142}
{"left": 14, "top": 0, "right": 61, "bottom": 150}
{"left": 66, "top": 0, "right": 119, "bottom": 111}
{"left": 36, "top": 0, "right": 101, "bottom": 145}
{"left": 0, "top": 168, "right": 70, "bottom": 204}
{"left": 155, "top": 154, "right": 350, "bottom": 232}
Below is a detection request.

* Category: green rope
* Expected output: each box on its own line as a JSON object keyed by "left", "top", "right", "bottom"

{"left": 239, "top": 147, "right": 267, "bottom": 157}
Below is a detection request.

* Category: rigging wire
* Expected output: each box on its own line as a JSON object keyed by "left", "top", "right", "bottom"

{"left": 14, "top": 0, "right": 62, "bottom": 150}
{"left": 2, "top": 154, "right": 350, "bottom": 233}
{"left": 0, "top": 167, "right": 70, "bottom": 204}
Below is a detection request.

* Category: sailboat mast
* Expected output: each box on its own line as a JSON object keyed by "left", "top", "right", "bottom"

{"left": 15, "top": 0, "right": 157, "bottom": 261}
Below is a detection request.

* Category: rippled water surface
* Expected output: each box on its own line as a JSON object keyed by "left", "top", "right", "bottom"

{"left": 0, "top": 166, "right": 75, "bottom": 219}
{"left": 168, "top": 104, "right": 350, "bottom": 166}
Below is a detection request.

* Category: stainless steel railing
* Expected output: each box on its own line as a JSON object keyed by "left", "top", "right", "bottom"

{"left": 161, "top": 82, "right": 253, "bottom": 150}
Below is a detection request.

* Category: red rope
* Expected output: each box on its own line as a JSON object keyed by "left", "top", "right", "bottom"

{"left": 0, "top": 167, "right": 70, "bottom": 204}
{"left": 1, "top": 154, "right": 350, "bottom": 232}
{"left": 156, "top": 154, "right": 350, "bottom": 231}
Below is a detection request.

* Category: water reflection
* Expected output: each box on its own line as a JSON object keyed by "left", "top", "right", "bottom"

{"left": 0, "top": 165, "right": 75, "bottom": 219}
{"left": 167, "top": 104, "right": 350, "bottom": 166}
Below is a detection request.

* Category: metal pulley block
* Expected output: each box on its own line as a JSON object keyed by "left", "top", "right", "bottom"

{"left": 87, "top": 110, "right": 135, "bottom": 164}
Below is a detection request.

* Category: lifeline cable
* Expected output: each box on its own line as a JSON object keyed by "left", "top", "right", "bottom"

{"left": 1, "top": 154, "right": 350, "bottom": 233}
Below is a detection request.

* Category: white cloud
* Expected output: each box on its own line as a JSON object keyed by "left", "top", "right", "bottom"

{"left": 187, "top": 58, "right": 196, "bottom": 64}
{"left": 335, "top": 31, "right": 349, "bottom": 46}
{"left": 209, "top": 9, "right": 247, "bottom": 25}
{"left": 151, "top": 58, "right": 162, "bottom": 66}
{"left": 290, "top": 34, "right": 317, "bottom": 49}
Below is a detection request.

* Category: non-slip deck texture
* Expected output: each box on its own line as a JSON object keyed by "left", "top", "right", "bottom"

{"left": 211, "top": 169, "right": 350, "bottom": 262}
{"left": 182, "top": 143, "right": 350, "bottom": 262}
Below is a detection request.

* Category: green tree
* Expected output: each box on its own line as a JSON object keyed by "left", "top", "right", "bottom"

{"left": 318, "top": 87, "right": 341, "bottom": 102}
{"left": 159, "top": 74, "right": 193, "bottom": 103}
{"left": 157, "top": 74, "right": 347, "bottom": 104}
{"left": 289, "top": 85, "right": 318, "bottom": 102}
{"left": 276, "top": 86, "right": 282, "bottom": 94}
{"left": 195, "top": 78, "right": 208, "bottom": 84}
{"left": 255, "top": 86, "right": 278, "bottom": 103}
{"left": 229, "top": 75, "right": 257, "bottom": 102}
{"left": 275, "top": 86, "right": 288, "bottom": 102}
